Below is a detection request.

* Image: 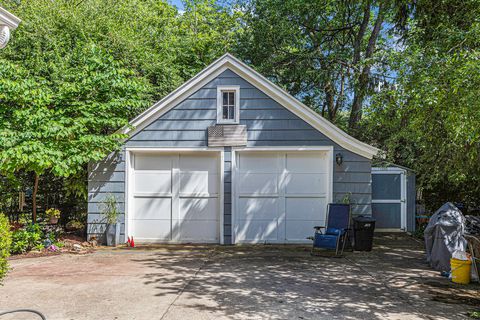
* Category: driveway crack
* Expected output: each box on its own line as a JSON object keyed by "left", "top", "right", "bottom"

{"left": 159, "top": 248, "right": 217, "bottom": 320}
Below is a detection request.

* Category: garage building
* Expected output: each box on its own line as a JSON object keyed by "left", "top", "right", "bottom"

{"left": 87, "top": 54, "right": 381, "bottom": 244}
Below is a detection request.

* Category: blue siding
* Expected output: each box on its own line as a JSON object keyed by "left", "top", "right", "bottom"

{"left": 88, "top": 68, "right": 372, "bottom": 243}
{"left": 87, "top": 151, "right": 126, "bottom": 241}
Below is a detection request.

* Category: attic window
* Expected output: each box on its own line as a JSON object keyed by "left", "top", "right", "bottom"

{"left": 217, "top": 86, "right": 240, "bottom": 124}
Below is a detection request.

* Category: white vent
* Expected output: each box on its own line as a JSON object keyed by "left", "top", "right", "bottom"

{"left": 0, "top": 25, "right": 10, "bottom": 49}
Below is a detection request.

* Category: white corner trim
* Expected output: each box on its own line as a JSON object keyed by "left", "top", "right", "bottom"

{"left": 216, "top": 85, "right": 240, "bottom": 124}
{"left": 120, "top": 53, "right": 381, "bottom": 159}
{"left": 0, "top": 7, "right": 21, "bottom": 29}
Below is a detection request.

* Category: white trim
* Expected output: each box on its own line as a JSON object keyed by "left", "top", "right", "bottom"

{"left": 219, "top": 151, "right": 225, "bottom": 245}
{"left": 124, "top": 148, "right": 224, "bottom": 243}
{"left": 230, "top": 146, "right": 333, "bottom": 244}
{"left": 119, "top": 53, "right": 381, "bottom": 159}
{"left": 232, "top": 146, "right": 334, "bottom": 152}
{"left": 124, "top": 150, "right": 132, "bottom": 240}
{"left": 125, "top": 147, "right": 224, "bottom": 153}
{"left": 372, "top": 167, "right": 406, "bottom": 173}
{"left": 216, "top": 85, "right": 240, "bottom": 124}
{"left": 0, "top": 7, "right": 21, "bottom": 29}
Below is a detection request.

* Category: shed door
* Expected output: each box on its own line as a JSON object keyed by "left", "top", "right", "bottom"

{"left": 371, "top": 170, "right": 406, "bottom": 230}
{"left": 130, "top": 152, "right": 220, "bottom": 243}
{"left": 234, "top": 151, "right": 330, "bottom": 243}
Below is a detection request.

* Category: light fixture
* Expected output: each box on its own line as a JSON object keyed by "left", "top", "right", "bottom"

{"left": 335, "top": 153, "right": 343, "bottom": 166}
{"left": 0, "top": 25, "right": 10, "bottom": 49}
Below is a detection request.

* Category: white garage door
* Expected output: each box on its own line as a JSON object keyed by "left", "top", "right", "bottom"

{"left": 130, "top": 152, "right": 220, "bottom": 243}
{"left": 234, "top": 151, "right": 330, "bottom": 243}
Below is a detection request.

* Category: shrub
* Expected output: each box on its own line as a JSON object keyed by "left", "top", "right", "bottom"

{"left": 10, "top": 224, "right": 44, "bottom": 254}
{"left": 45, "top": 208, "right": 61, "bottom": 219}
{"left": 0, "top": 214, "right": 12, "bottom": 284}
{"left": 102, "top": 194, "right": 119, "bottom": 225}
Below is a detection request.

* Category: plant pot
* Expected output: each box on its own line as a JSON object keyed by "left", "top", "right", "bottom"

{"left": 49, "top": 217, "right": 59, "bottom": 224}
{"left": 105, "top": 222, "right": 120, "bottom": 247}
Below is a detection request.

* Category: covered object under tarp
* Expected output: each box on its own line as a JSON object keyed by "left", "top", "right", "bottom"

{"left": 424, "top": 202, "right": 467, "bottom": 271}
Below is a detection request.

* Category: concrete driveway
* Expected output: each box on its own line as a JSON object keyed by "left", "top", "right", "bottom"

{"left": 1, "top": 235, "right": 478, "bottom": 320}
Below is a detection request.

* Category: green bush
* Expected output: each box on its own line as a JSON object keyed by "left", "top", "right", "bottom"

{"left": 0, "top": 214, "right": 12, "bottom": 284}
{"left": 10, "top": 224, "right": 44, "bottom": 254}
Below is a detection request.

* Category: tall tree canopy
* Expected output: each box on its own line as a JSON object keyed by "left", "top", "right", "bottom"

{"left": 0, "top": 0, "right": 239, "bottom": 216}
{"left": 363, "top": 0, "right": 480, "bottom": 209}
{"left": 234, "top": 0, "right": 403, "bottom": 130}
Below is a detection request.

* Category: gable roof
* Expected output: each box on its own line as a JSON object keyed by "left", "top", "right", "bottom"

{"left": 121, "top": 53, "right": 381, "bottom": 159}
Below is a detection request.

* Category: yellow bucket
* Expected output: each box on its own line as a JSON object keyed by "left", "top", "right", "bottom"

{"left": 450, "top": 258, "right": 472, "bottom": 284}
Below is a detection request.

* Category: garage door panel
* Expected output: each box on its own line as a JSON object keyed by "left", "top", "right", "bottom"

{"left": 237, "top": 197, "right": 279, "bottom": 220}
{"left": 131, "top": 152, "right": 219, "bottom": 243}
{"left": 135, "top": 154, "right": 172, "bottom": 170}
{"left": 180, "top": 172, "right": 218, "bottom": 195}
{"left": 177, "top": 220, "right": 218, "bottom": 242}
{"left": 236, "top": 220, "right": 278, "bottom": 242}
{"left": 134, "top": 172, "right": 172, "bottom": 194}
{"left": 134, "top": 197, "right": 172, "bottom": 220}
{"left": 239, "top": 153, "right": 279, "bottom": 173}
{"left": 286, "top": 152, "right": 327, "bottom": 173}
{"left": 132, "top": 220, "right": 172, "bottom": 241}
{"left": 179, "top": 198, "right": 218, "bottom": 221}
{"left": 284, "top": 173, "right": 327, "bottom": 194}
{"left": 285, "top": 197, "right": 327, "bottom": 220}
{"left": 286, "top": 220, "right": 324, "bottom": 241}
{"left": 235, "top": 151, "right": 330, "bottom": 244}
{"left": 238, "top": 173, "right": 278, "bottom": 194}
{"left": 180, "top": 154, "right": 218, "bottom": 172}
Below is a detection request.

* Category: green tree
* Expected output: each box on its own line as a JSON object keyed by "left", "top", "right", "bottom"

{"left": 0, "top": 47, "right": 150, "bottom": 220}
{"left": 0, "top": 0, "right": 239, "bottom": 218}
{"left": 234, "top": 0, "right": 403, "bottom": 130}
{"left": 0, "top": 214, "right": 12, "bottom": 284}
{"left": 363, "top": 0, "right": 480, "bottom": 210}
{"left": 175, "top": 0, "right": 241, "bottom": 80}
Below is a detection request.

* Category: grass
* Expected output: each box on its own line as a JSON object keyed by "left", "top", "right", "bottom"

{"left": 470, "top": 311, "right": 480, "bottom": 319}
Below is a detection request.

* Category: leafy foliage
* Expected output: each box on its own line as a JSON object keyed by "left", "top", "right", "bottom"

{"left": 363, "top": 0, "right": 480, "bottom": 210}
{"left": 10, "top": 224, "right": 44, "bottom": 254}
{"left": 0, "top": 214, "right": 12, "bottom": 284}
{"left": 0, "top": 0, "right": 239, "bottom": 213}
{"left": 0, "top": 48, "right": 151, "bottom": 178}
{"left": 101, "top": 194, "right": 120, "bottom": 225}
{"left": 234, "top": 0, "right": 403, "bottom": 129}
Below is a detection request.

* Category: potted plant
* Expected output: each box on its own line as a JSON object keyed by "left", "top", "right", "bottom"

{"left": 101, "top": 194, "right": 120, "bottom": 246}
{"left": 45, "top": 208, "right": 61, "bottom": 224}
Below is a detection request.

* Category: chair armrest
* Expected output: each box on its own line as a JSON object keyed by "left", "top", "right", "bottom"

{"left": 314, "top": 226, "right": 326, "bottom": 230}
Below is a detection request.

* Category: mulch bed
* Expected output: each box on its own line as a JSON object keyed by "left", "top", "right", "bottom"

{"left": 8, "top": 235, "right": 98, "bottom": 260}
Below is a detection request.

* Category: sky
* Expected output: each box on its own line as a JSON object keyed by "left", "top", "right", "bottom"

{"left": 168, "top": 0, "right": 185, "bottom": 11}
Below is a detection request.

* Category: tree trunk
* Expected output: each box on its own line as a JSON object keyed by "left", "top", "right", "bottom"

{"left": 349, "top": 1, "right": 387, "bottom": 130}
{"left": 353, "top": 0, "right": 371, "bottom": 65}
{"left": 32, "top": 172, "right": 39, "bottom": 224}
{"left": 325, "top": 81, "right": 336, "bottom": 121}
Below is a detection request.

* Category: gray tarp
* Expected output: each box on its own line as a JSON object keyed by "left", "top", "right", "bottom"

{"left": 424, "top": 202, "right": 467, "bottom": 271}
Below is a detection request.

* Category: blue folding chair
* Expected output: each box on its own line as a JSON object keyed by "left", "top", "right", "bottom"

{"left": 311, "top": 204, "right": 351, "bottom": 256}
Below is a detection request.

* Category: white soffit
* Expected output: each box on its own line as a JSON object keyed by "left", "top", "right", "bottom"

{"left": 121, "top": 53, "right": 381, "bottom": 159}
